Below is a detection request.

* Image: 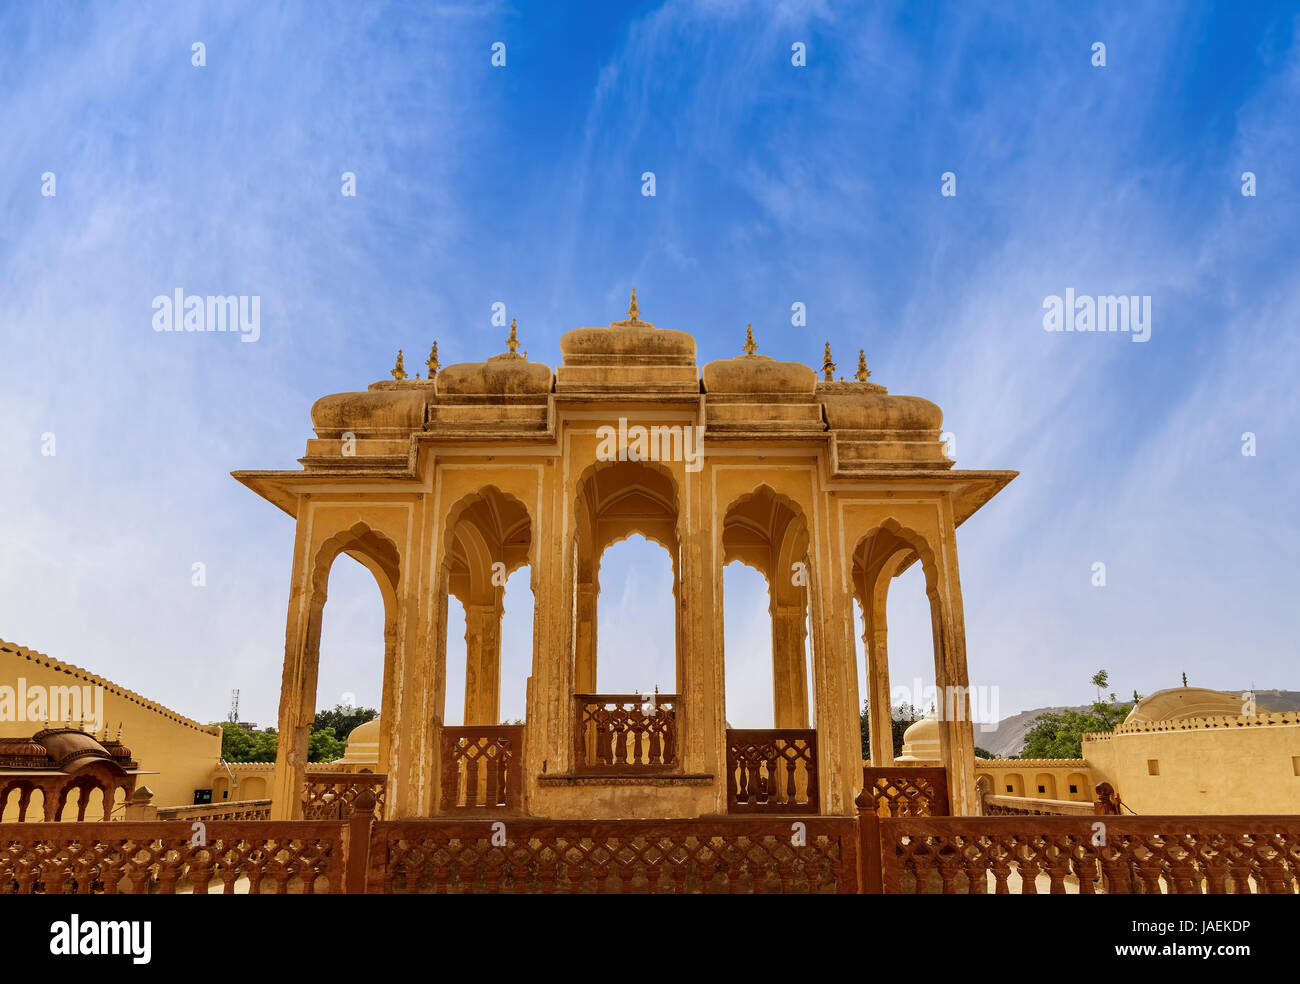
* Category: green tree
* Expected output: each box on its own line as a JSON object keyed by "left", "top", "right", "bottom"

{"left": 860, "top": 701, "right": 923, "bottom": 761}
{"left": 312, "top": 703, "right": 378, "bottom": 742}
{"left": 308, "top": 726, "right": 347, "bottom": 764}
{"left": 1022, "top": 670, "right": 1132, "bottom": 758}
{"left": 975, "top": 746, "right": 995, "bottom": 759}
{"left": 216, "top": 722, "right": 278, "bottom": 763}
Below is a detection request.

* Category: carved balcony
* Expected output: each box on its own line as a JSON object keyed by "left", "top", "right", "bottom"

{"left": 573, "top": 694, "right": 679, "bottom": 774}
{"left": 440, "top": 725, "right": 524, "bottom": 814}
{"left": 725, "top": 729, "right": 819, "bottom": 814}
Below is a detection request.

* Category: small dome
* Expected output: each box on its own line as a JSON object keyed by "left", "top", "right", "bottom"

{"left": 437, "top": 355, "right": 553, "bottom": 396}
{"left": 821, "top": 391, "right": 943, "bottom": 431}
{"left": 560, "top": 325, "right": 696, "bottom": 366}
{"left": 0, "top": 737, "right": 49, "bottom": 767}
{"left": 702, "top": 354, "right": 817, "bottom": 394}
{"left": 895, "top": 712, "right": 941, "bottom": 764}
{"left": 311, "top": 389, "right": 427, "bottom": 437}
{"left": 342, "top": 717, "right": 381, "bottom": 765}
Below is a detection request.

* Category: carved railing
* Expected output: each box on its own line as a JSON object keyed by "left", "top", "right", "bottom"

{"left": 859, "top": 767, "right": 950, "bottom": 817}
{"left": 441, "top": 726, "right": 523, "bottom": 813}
{"left": 725, "top": 729, "right": 818, "bottom": 814}
{"left": 0, "top": 821, "right": 345, "bottom": 894}
{"left": 574, "top": 694, "right": 679, "bottom": 772}
{"left": 157, "top": 800, "right": 272, "bottom": 822}
{"left": 875, "top": 816, "right": 1300, "bottom": 894}
{"left": 302, "top": 773, "right": 387, "bottom": 820}
{"left": 369, "top": 817, "right": 857, "bottom": 894}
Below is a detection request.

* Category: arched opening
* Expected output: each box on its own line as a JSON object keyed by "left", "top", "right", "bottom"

{"left": 271, "top": 521, "right": 400, "bottom": 821}
{"left": 595, "top": 535, "right": 676, "bottom": 693}
{"left": 440, "top": 486, "right": 533, "bottom": 726}
{"left": 852, "top": 521, "right": 943, "bottom": 771}
{"left": 1004, "top": 773, "right": 1025, "bottom": 797}
{"left": 572, "top": 460, "right": 681, "bottom": 773}
{"left": 722, "top": 561, "right": 774, "bottom": 728}
{"left": 720, "top": 486, "right": 813, "bottom": 727}
{"left": 436, "top": 486, "right": 533, "bottom": 813}
{"left": 1034, "top": 773, "right": 1057, "bottom": 800}
{"left": 719, "top": 485, "right": 818, "bottom": 813}
{"left": 314, "top": 553, "right": 386, "bottom": 764}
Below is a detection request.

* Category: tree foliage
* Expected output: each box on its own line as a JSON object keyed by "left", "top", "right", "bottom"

{"left": 860, "top": 701, "right": 923, "bottom": 761}
{"left": 312, "top": 703, "right": 378, "bottom": 741}
{"left": 1021, "top": 669, "right": 1133, "bottom": 759}
{"left": 215, "top": 703, "right": 378, "bottom": 764}
{"left": 216, "top": 722, "right": 278, "bottom": 763}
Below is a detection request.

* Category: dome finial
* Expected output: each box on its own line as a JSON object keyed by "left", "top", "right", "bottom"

{"left": 855, "top": 349, "right": 871, "bottom": 382}
{"left": 743, "top": 323, "right": 756, "bottom": 356}
{"left": 821, "top": 342, "right": 836, "bottom": 382}
{"left": 390, "top": 349, "right": 407, "bottom": 381}
{"left": 506, "top": 317, "right": 520, "bottom": 355}
{"left": 426, "top": 342, "right": 440, "bottom": 377}
{"left": 628, "top": 288, "right": 639, "bottom": 322}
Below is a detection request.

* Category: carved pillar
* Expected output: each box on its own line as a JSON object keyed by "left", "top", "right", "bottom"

{"left": 464, "top": 599, "right": 504, "bottom": 725}
{"left": 771, "top": 602, "right": 810, "bottom": 729}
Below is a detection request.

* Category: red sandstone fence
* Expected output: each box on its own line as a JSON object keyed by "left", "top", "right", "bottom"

{"left": 2, "top": 770, "right": 1296, "bottom": 894}
{"left": 725, "top": 729, "right": 819, "bottom": 814}
{"left": 869, "top": 816, "right": 1300, "bottom": 894}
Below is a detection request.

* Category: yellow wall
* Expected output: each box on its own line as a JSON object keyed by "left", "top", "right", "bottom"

{"left": 1, "top": 641, "right": 222, "bottom": 812}
{"left": 974, "top": 760, "right": 1094, "bottom": 802}
{"left": 1083, "top": 713, "right": 1300, "bottom": 815}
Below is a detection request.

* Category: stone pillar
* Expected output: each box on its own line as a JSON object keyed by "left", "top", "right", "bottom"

{"left": 574, "top": 581, "right": 597, "bottom": 693}
{"left": 270, "top": 516, "right": 320, "bottom": 821}
{"left": 931, "top": 497, "right": 977, "bottom": 816}
{"left": 464, "top": 599, "right": 504, "bottom": 725}
{"left": 862, "top": 567, "right": 895, "bottom": 767}
{"left": 771, "top": 602, "right": 810, "bottom": 729}
{"left": 808, "top": 545, "right": 860, "bottom": 816}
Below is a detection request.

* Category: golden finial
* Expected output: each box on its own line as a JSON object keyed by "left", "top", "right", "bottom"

{"left": 426, "top": 342, "right": 439, "bottom": 377}
{"left": 506, "top": 318, "right": 520, "bottom": 355}
{"left": 821, "top": 342, "right": 836, "bottom": 382}
{"left": 855, "top": 349, "right": 871, "bottom": 382}
{"left": 391, "top": 349, "right": 407, "bottom": 381}
{"left": 628, "top": 288, "right": 640, "bottom": 322}
{"left": 743, "top": 323, "right": 756, "bottom": 356}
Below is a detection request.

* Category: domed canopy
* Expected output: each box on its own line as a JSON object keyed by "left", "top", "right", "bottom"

{"left": 895, "top": 712, "right": 941, "bottom": 764}
{"left": 29, "top": 728, "right": 133, "bottom": 774}
{"left": 1124, "top": 686, "right": 1246, "bottom": 725}
{"left": 341, "top": 716, "right": 381, "bottom": 765}
{"left": 437, "top": 354, "right": 552, "bottom": 396}
{"left": 702, "top": 353, "right": 817, "bottom": 395}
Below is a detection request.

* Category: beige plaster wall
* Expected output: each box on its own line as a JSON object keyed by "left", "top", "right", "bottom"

{"left": 1083, "top": 714, "right": 1300, "bottom": 815}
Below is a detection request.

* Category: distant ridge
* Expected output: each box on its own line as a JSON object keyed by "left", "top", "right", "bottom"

{"left": 976, "top": 689, "right": 1300, "bottom": 759}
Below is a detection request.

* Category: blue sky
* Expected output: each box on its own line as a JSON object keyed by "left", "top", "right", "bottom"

{"left": 2, "top": 1, "right": 1297, "bottom": 731}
